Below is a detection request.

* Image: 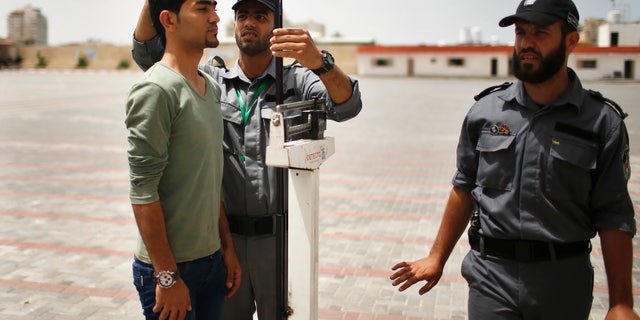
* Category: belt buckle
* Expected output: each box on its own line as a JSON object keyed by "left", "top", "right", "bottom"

{"left": 514, "top": 241, "right": 533, "bottom": 262}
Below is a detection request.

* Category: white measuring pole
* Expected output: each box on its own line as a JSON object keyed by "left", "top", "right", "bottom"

{"left": 287, "top": 168, "right": 320, "bottom": 319}
{"left": 266, "top": 107, "right": 334, "bottom": 320}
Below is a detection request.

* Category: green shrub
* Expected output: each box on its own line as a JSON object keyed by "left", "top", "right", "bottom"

{"left": 117, "top": 60, "right": 130, "bottom": 70}
{"left": 76, "top": 56, "right": 88, "bottom": 69}
{"left": 35, "top": 52, "right": 47, "bottom": 68}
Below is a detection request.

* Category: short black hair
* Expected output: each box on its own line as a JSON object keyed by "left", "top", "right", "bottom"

{"left": 149, "top": 0, "right": 187, "bottom": 47}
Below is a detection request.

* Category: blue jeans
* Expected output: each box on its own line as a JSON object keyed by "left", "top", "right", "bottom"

{"left": 132, "top": 251, "right": 227, "bottom": 320}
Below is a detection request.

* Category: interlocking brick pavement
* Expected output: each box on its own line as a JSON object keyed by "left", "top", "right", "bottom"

{"left": 0, "top": 70, "right": 638, "bottom": 319}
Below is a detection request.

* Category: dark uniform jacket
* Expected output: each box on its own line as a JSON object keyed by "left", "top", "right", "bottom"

{"left": 453, "top": 69, "right": 635, "bottom": 242}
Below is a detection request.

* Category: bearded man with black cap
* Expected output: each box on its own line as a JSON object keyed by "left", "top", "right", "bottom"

{"left": 131, "top": 0, "right": 363, "bottom": 319}
{"left": 391, "top": 1, "right": 638, "bottom": 319}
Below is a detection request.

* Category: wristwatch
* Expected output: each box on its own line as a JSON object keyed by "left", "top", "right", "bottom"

{"left": 155, "top": 270, "right": 179, "bottom": 288}
{"left": 311, "top": 50, "right": 335, "bottom": 75}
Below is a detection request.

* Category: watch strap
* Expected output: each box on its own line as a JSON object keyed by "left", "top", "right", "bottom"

{"left": 311, "top": 50, "right": 334, "bottom": 75}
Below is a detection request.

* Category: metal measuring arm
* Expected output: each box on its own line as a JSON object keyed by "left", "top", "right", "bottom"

{"left": 266, "top": 98, "right": 335, "bottom": 170}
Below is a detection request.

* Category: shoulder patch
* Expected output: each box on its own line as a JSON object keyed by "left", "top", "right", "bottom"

{"left": 474, "top": 82, "right": 513, "bottom": 101}
{"left": 587, "top": 89, "right": 627, "bottom": 119}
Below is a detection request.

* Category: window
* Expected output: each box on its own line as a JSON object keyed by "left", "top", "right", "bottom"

{"left": 448, "top": 58, "right": 465, "bottom": 67}
{"left": 610, "top": 32, "right": 619, "bottom": 47}
{"left": 577, "top": 60, "right": 597, "bottom": 69}
{"left": 373, "top": 58, "right": 393, "bottom": 67}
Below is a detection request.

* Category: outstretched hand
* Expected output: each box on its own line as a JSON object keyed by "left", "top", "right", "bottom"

{"left": 390, "top": 257, "right": 443, "bottom": 295}
{"left": 270, "top": 28, "right": 323, "bottom": 70}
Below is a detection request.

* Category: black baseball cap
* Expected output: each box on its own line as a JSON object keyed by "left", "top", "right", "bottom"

{"left": 499, "top": 0, "right": 580, "bottom": 31}
{"left": 231, "top": 0, "right": 276, "bottom": 12}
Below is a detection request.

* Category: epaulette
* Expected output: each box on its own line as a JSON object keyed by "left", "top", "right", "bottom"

{"left": 474, "top": 82, "right": 513, "bottom": 101}
{"left": 587, "top": 89, "right": 628, "bottom": 119}
{"left": 285, "top": 59, "right": 301, "bottom": 69}
{"left": 207, "top": 55, "right": 227, "bottom": 71}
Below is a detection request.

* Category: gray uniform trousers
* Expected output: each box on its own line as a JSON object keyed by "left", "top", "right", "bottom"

{"left": 222, "top": 234, "right": 276, "bottom": 320}
{"left": 461, "top": 250, "right": 594, "bottom": 320}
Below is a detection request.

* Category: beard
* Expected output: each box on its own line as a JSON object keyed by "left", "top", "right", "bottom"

{"left": 513, "top": 37, "right": 566, "bottom": 84}
{"left": 235, "top": 29, "right": 272, "bottom": 57}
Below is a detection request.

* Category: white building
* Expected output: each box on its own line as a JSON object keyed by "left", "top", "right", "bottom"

{"left": 598, "top": 23, "right": 640, "bottom": 47}
{"left": 597, "top": 10, "right": 640, "bottom": 47}
{"left": 357, "top": 45, "right": 640, "bottom": 80}
{"left": 357, "top": 45, "right": 511, "bottom": 78}
{"left": 358, "top": 8, "right": 640, "bottom": 80}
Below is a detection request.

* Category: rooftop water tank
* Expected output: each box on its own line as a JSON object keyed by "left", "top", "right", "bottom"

{"left": 607, "top": 10, "right": 621, "bottom": 24}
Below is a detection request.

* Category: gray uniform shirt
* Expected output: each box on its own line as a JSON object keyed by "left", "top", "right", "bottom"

{"left": 453, "top": 69, "right": 635, "bottom": 242}
{"left": 132, "top": 37, "right": 362, "bottom": 218}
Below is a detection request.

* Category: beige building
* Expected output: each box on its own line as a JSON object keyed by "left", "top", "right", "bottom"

{"left": 581, "top": 17, "right": 607, "bottom": 46}
{"left": 8, "top": 5, "right": 48, "bottom": 46}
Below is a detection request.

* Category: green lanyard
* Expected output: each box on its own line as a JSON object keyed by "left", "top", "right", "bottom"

{"left": 236, "top": 80, "right": 268, "bottom": 126}
{"left": 236, "top": 79, "right": 268, "bottom": 163}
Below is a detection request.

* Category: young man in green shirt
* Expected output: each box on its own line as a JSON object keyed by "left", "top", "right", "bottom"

{"left": 125, "top": 1, "right": 241, "bottom": 319}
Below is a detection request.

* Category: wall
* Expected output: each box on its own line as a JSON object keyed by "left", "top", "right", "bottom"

{"left": 570, "top": 53, "right": 640, "bottom": 80}
{"left": 358, "top": 52, "right": 512, "bottom": 78}
{"left": 357, "top": 45, "right": 640, "bottom": 81}
{"left": 414, "top": 53, "right": 510, "bottom": 78}
{"left": 357, "top": 54, "right": 409, "bottom": 77}
{"left": 11, "top": 41, "right": 361, "bottom": 75}
{"left": 9, "top": 42, "right": 640, "bottom": 81}
{"left": 17, "top": 44, "right": 136, "bottom": 70}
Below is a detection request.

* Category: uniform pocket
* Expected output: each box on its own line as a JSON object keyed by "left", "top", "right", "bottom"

{"left": 221, "top": 102, "right": 242, "bottom": 158}
{"left": 544, "top": 132, "right": 598, "bottom": 203}
{"left": 475, "top": 133, "right": 516, "bottom": 191}
{"left": 221, "top": 101, "right": 242, "bottom": 125}
{"left": 548, "top": 135, "right": 597, "bottom": 170}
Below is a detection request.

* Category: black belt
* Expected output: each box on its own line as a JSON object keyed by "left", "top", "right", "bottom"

{"left": 469, "top": 233, "right": 591, "bottom": 262}
{"left": 227, "top": 215, "right": 275, "bottom": 236}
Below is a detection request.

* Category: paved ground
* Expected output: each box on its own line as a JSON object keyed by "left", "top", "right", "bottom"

{"left": 0, "top": 69, "right": 638, "bottom": 319}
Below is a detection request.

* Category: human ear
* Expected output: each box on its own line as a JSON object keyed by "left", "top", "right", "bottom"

{"left": 159, "top": 10, "right": 177, "bottom": 32}
{"left": 566, "top": 31, "right": 579, "bottom": 54}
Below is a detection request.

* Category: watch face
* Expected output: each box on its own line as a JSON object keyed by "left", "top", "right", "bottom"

{"left": 324, "top": 52, "right": 334, "bottom": 65}
{"left": 156, "top": 271, "right": 175, "bottom": 288}
{"left": 313, "top": 51, "right": 335, "bottom": 75}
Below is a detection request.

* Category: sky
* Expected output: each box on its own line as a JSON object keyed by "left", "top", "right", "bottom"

{"left": 0, "top": 0, "right": 638, "bottom": 46}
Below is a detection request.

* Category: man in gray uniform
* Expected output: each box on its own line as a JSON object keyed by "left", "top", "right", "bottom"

{"left": 390, "top": 0, "right": 638, "bottom": 319}
{"left": 132, "top": 0, "right": 362, "bottom": 319}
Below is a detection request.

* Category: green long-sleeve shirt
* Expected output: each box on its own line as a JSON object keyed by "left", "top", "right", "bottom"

{"left": 126, "top": 62, "right": 223, "bottom": 263}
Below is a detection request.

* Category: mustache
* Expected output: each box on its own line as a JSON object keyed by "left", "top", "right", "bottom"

{"left": 240, "top": 27, "right": 258, "bottom": 36}
{"left": 518, "top": 48, "right": 541, "bottom": 57}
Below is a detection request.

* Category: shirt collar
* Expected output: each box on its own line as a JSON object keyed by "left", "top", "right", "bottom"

{"left": 222, "top": 57, "right": 277, "bottom": 84}
{"left": 499, "top": 68, "right": 585, "bottom": 111}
